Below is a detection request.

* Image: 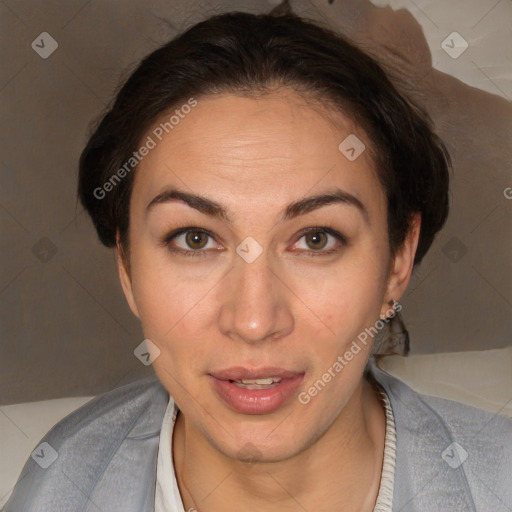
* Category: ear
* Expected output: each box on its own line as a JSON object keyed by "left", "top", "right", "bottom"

{"left": 380, "top": 212, "right": 421, "bottom": 318}
{"left": 115, "top": 232, "right": 140, "bottom": 319}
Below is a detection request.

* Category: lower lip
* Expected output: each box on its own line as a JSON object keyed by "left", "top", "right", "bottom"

{"left": 209, "top": 375, "right": 305, "bottom": 415}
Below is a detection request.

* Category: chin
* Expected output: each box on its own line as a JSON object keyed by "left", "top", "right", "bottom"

{"left": 207, "top": 414, "right": 320, "bottom": 464}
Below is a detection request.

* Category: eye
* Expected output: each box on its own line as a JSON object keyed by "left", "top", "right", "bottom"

{"left": 291, "top": 227, "right": 346, "bottom": 256}
{"left": 162, "top": 227, "right": 221, "bottom": 256}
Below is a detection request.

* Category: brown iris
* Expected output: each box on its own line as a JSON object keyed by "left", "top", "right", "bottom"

{"left": 185, "top": 230, "right": 209, "bottom": 249}
{"left": 305, "top": 231, "right": 328, "bottom": 250}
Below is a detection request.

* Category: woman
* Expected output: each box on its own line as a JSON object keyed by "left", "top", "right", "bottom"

{"left": 5, "top": 8, "right": 512, "bottom": 512}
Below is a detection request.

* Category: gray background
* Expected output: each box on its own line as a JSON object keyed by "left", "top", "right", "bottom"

{"left": 1, "top": 0, "right": 511, "bottom": 405}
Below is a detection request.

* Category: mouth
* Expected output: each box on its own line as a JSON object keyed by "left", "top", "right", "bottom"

{"left": 208, "top": 366, "right": 305, "bottom": 415}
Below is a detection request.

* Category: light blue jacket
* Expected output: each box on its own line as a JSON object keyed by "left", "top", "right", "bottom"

{"left": 4, "top": 361, "right": 512, "bottom": 511}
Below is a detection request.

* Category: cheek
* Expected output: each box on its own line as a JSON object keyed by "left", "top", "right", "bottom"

{"left": 293, "top": 256, "right": 386, "bottom": 412}
{"left": 294, "top": 250, "right": 387, "bottom": 341}
{"left": 131, "top": 268, "right": 213, "bottom": 391}
{"left": 129, "top": 244, "right": 214, "bottom": 348}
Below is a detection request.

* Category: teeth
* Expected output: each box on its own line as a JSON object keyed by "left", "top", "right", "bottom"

{"left": 231, "top": 377, "right": 282, "bottom": 389}
{"left": 238, "top": 378, "right": 281, "bottom": 385}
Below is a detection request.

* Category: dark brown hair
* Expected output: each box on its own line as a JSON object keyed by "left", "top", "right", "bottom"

{"left": 78, "top": 10, "right": 450, "bottom": 266}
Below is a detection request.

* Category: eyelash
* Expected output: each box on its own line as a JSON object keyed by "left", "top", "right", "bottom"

{"left": 160, "top": 226, "right": 347, "bottom": 258}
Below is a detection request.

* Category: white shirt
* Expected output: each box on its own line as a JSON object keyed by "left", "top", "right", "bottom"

{"left": 155, "top": 387, "right": 396, "bottom": 512}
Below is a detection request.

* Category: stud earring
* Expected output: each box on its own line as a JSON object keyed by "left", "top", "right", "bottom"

{"left": 380, "top": 299, "right": 398, "bottom": 321}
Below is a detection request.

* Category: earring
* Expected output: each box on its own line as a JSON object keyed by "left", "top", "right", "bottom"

{"left": 374, "top": 299, "right": 410, "bottom": 356}
{"left": 380, "top": 299, "right": 398, "bottom": 321}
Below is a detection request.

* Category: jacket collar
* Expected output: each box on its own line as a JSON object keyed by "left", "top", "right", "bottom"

{"left": 368, "top": 359, "right": 477, "bottom": 511}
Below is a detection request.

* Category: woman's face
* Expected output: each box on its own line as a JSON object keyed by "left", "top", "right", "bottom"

{"left": 118, "top": 88, "right": 417, "bottom": 461}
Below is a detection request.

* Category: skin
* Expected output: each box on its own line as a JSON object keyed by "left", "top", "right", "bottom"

{"left": 117, "top": 87, "right": 420, "bottom": 511}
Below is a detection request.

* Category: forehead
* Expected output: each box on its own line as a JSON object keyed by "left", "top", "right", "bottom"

{"left": 131, "top": 88, "right": 384, "bottom": 219}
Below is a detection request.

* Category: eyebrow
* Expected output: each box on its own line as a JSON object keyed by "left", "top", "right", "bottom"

{"left": 145, "top": 187, "right": 369, "bottom": 224}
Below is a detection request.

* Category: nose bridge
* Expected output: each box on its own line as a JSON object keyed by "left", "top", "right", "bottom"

{"left": 218, "top": 247, "right": 293, "bottom": 343}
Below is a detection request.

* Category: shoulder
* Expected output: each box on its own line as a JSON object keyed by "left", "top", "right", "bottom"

{"left": 36, "top": 373, "right": 169, "bottom": 453}
{"left": 370, "top": 360, "right": 512, "bottom": 511}
{"left": 53, "top": 373, "right": 169, "bottom": 433}
{"left": 376, "top": 361, "right": 512, "bottom": 439}
{"left": 3, "top": 374, "right": 169, "bottom": 512}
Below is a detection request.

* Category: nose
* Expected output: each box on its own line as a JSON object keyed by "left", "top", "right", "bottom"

{"left": 218, "top": 249, "right": 294, "bottom": 345}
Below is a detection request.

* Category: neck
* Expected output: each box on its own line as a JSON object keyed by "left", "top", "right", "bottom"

{"left": 172, "top": 377, "right": 386, "bottom": 512}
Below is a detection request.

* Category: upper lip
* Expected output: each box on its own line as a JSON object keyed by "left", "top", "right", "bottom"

{"left": 209, "top": 366, "right": 304, "bottom": 381}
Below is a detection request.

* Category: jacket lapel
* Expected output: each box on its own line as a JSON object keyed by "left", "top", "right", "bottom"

{"left": 369, "top": 360, "right": 478, "bottom": 511}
